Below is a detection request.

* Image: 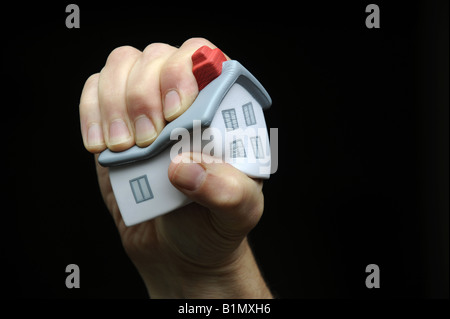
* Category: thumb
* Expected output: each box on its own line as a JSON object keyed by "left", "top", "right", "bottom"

{"left": 168, "top": 153, "right": 264, "bottom": 236}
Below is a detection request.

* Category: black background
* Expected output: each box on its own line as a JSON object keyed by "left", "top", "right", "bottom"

{"left": 1, "top": 1, "right": 448, "bottom": 299}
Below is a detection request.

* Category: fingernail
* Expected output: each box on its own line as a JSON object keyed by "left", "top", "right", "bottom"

{"left": 87, "top": 123, "right": 104, "bottom": 147}
{"left": 172, "top": 161, "right": 206, "bottom": 191}
{"left": 109, "top": 119, "right": 131, "bottom": 146}
{"left": 134, "top": 115, "right": 157, "bottom": 145}
{"left": 164, "top": 90, "right": 181, "bottom": 120}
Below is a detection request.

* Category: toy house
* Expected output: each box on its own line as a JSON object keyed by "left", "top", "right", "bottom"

{"left": 98, "top": 46, "right": 272, "bottom": 226}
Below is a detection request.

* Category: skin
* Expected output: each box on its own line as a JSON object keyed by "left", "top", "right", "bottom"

{"left": 79, "top": 38, "right": 272, "bottom": 298}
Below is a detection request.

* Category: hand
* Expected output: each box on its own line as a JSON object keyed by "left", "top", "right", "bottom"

{"left": 79, "top": 38, "right": 272, "bottom": 298}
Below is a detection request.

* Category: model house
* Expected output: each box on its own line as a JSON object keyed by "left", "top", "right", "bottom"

{"left": 98, "top": 46, "right": 272, "bottom": 226}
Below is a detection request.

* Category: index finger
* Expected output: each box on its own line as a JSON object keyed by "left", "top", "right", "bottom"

{"left": 159, "top": 38, "right": 230, "bottom": 122}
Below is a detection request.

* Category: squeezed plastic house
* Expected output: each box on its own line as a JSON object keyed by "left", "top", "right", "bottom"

{"left": 98, "top": 46, "right": 272, "bottom": 226}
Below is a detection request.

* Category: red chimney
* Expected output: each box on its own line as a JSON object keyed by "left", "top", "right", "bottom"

{"left": 192, "top": 46, "right": 227, "bottom": 91}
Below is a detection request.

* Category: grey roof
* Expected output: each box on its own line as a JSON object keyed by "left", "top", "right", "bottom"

{"left": 98, "top": 60, "right": 272, "bottom": 167}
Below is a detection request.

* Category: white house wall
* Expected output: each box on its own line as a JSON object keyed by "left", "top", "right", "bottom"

{"left": 108, "top": 147, "right": 191, "bottom": 226}
{"left": 108, "top": 83, "right": 271, "bottom": 226}
{"left": 209, "top": 83, "right": 271, "bottom": 178}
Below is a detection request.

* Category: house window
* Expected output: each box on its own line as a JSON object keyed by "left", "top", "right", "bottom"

{"left": 230, "top": 139, "right": 246, "bottom": 158}
{"left": 251, "top": 136, "right": 265, "bottom": 159}
{"left": 222, "top": 109, "right": 239, "bottom": 131}
{"left": 242, "top": 102, "right": 256, "bottom": 126}
{"left": 129, "top": 175, "right": 154, "bottom": 204}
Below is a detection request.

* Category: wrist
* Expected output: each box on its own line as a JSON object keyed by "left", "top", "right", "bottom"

{"left": 138, "top": 238, "right": 272, "bottom": 299}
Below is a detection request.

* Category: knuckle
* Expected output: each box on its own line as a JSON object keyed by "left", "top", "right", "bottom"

{"left": 106, "top": 45, "right": 140, "bottom": 65}
{"left": 142, "top": 42, "right": 173, "bottom": 59}
{"left": 160, "top": 57, "right": 197, "bottom": 89}
{"left": 160, "top": 59, "right": 190, "bottom": 90}
{"left": 126, "top": 83, "right": 149, "bottom": 112}
{"left": 161, "top": 58, "right": 184, "bottom": 75}
{"left": 80, "top": 73, "right": 99, "bottom": 110}
{"left": 84, "top": 73, "right": 100, "bottom": 88}
{"left": 215, "top": 174, "right": 246, "bottom": 210}
{"left": 182, "top": 37, "right": 214, "bottom": 48}
{"left": 126, "top": 84, "right": 161, "bottom": 118}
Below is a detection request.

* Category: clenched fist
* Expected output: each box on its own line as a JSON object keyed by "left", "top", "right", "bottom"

{"left": 79, "top": 38, "right": 272, "bottom": 298}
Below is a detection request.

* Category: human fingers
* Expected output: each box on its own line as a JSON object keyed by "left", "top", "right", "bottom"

{"left": 125, "top": 43, "right": 177, "bottom": 147}
{"left": 98, "top": 46, "right": 141, "bottom": 151}
{"left": 79, "top": 73, "right": 106, "bottom": 153}
{"left": 168, "top": 153, "right": 264, "bottom": 237}
{"left": 159, "top": 37, "right": 227, "bottom": 121}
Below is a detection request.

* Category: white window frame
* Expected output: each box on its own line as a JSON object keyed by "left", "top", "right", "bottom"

{"left": 230, "top": 139, "right": 247, "bottom": 158}
{"left": 222, "top": 108, "right": 239, "bottom": 131}
{"left": 242, "top": 102, "right": 257, "bottom": 126}
{"left": 130, "top": 175, "right": 154, "bottom": 204}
